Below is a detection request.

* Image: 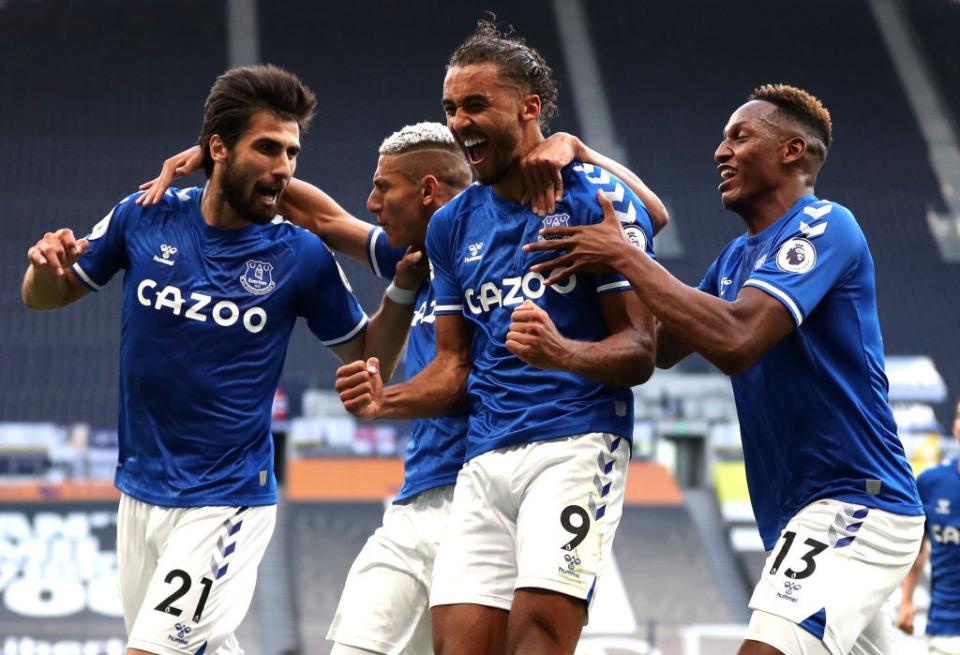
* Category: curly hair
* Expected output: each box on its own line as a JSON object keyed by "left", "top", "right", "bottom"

{"left": 749, "top": 84, "right": 832, "bottom": 161}
{"left": 198, "top": 64, "right": 317, "bottom": 176}
{"left": 448, "top": 18, "right": 559, "bottom": 133}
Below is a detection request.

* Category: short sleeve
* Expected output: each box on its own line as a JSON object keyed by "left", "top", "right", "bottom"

{"left": 698, "top": 257, "right": 721, "bottom": 296}
{"left": 571, "top": 164, "right": 656, "bottom": 294}
{"left": 425, "top": 206, "right": 463, "bottom": 315}
{"left": 366, "top": 226, "right": 407, "bottom": 280}
{"left": 744, "top": 203, "right": 862, "bottom": 326}
{"left": 71, "top": 194, "right": 138, "bottom": 291}
{"left": 298, "top": 238, "right": 369, "bottom": 346}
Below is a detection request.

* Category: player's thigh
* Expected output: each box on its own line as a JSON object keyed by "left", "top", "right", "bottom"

{"left": 514, "top": 433, "right": 630, "bottom": 607}
{"left": 748, "top": 499, "right": 924, "bottom": 655}
{"left": 430, "top": 463, "right": 517, "bottom": 612}
{"left": 431, "top": 603, "right": 509, "bottom": 655}
{"left": 117, "top": 493, "right": 161, "bottom": 634}
{"left": 507, "top": 588, "right": 586, "bottom": 654}
{"left": 328, "top": 489, "right": 453, "bottom": 654}
{"left": 127, "top": 504, "right": 276, "bottom": 654}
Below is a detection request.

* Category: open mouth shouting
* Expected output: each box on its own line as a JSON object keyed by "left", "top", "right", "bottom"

{"left": 717, "top": 164, "right": 737, "bottom": 192}
{"left": 461, "top": 135, "right": 489, "bottom": 167}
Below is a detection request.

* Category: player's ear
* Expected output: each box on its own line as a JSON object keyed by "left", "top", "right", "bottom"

{"left": 209, "top": 135, "right": 229, "bottom": 165}
{"left": 783, "top": 136, "right": 806, "bottom": 165}
{"left": 420, "top": 175, "right": 441, "bottom": 206}
{"left": 519, "top": 93, "right": 541, "bottom": 124}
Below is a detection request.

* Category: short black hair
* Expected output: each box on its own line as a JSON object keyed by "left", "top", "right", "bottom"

{"left": 198, "top": 64, "right": 317, "bottom": 176}
{"left": 749, "top": 83, "right": 832, "bottom": 161}
{"left": 448, "top": 18, "right": 559, "bottom": 132}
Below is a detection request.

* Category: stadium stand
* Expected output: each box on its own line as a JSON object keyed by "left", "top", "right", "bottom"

{"left": 905, "top": 0, "right": 960, "bottom": 131}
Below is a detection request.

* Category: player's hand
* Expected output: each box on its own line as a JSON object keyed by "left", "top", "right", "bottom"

{"left": 335, "top": 358, "right": 384, "bottom": 420}
{"left": 27, "top": 228, "right": 89, "bottom": 278}
{"left": 896, "top": 600, "right": 916, "bottom": 635}
{"left": 523, "top": 191, "right": 635, "bottom": 285}
{"left": 505, "top": 301, "right": 570, "bottom": 370}
{"left": 520, "top": 132, "right": 580, "bottom": 217}
{"left": 393, "top": 247, "right": 428, "bottom": 292}
{"left": 137, "top": 145, "right": 203, "bottom": 206}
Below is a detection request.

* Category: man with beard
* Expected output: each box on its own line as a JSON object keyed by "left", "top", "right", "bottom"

{"left": 525, "top": 84, "right": 924, "bottom": 655}
{"left": 334, "top": 21, "right": 659, "bottom": 654}
{"left": 20, "top": 65, "right": 416, "bottom": 655}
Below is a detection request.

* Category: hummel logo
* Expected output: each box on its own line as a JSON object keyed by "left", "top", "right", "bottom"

{"left": 802, "top": 204, "right": 833, "bottom": 220}
{"left": 153, "top": 244, "right": 178, "bottom": 266}
{"left": 464, "top": 241, "right": 485, "bottom": 263}
{"left": 937, "top": 498, "right": 951, "bottom": 515}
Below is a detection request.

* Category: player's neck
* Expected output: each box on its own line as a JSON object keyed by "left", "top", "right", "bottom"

{"left": 491, "top": 130, "right": 545, "bottom": 204}
{"left": 200, "top": 182, "right": 255, "bottom": 230}
{"left": 741, "top": 182, "right": 815, "bottom": 235}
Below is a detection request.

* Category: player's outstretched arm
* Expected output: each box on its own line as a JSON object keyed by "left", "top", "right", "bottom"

{"left": 521, "top": 132, "right": 669, "bottom": 234}
{"left": 525, "top": 192, "right": 794, "bottom": 375}
{"left": 506, "top": 296, "right": 654, "bottom": 386}
{"left": 335, "top": 313, "right": 471, "bottom": 420}
{"left": 137, "top": 145, "right": 203, "bottom": 206}
{"left": 22, "top": 229, "right": 90, "bottom": 310}
{"left": 896, "top": 536, "right": 929, "bottom": 635}
{"left": 138, "top": 146, "right": 378, "bottom": 265}
{"left": 277, "top": 178, "right": 375, "bottom": 265}
{"left": 349, "top": 248, "right": 426, "bottom": 382}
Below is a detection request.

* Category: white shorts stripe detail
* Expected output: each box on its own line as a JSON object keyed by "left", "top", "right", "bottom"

{"left": 368, "top": 227, "right": 384, "bottom": 279}
{"left": 744, "top": 279, "right": 803, "bottom": 325}
{"left": 435, "top": 303, "right": 463, "bottom": 312}
{"left": 596, "top": 280, "right": 631, "bottom": 293}
{"left": 72, "top": 263, "right": 101, "bottom": 291}
{"left": 321, "top": 315, "right": 369, "bottom": 346}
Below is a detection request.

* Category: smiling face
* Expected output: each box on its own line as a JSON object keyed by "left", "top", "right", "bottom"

{"left": 442, "top": 63, "right": 528, "bottom": 185}
{"left": 366, "top": 154, "right": 430, "bottom": 248}
{"left": 714, "top": 100, "right": 790, "bottom": 216}
{"left": 214, "top": 110, "right": 301, "bottom": 224}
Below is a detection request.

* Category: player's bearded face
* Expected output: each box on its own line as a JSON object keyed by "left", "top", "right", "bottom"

{"left": 220, "top": 157, "right": 280, "bottom": 225}
{"left": 443, "top": 64, "right": 524, "bottom": 186}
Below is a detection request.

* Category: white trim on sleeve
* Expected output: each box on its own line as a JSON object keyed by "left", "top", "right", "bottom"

{"left": 71, "top": 263, "right": 101, "bottom": 291}
{"left": 368, "top": 227, "right": 384, "bottom": 278}
{"left": 321, "top": 314, "right": 369, "bottom": 346}
{"left": 596, "top": 280, "right": 631, "bottom": 293}
{"left": 434, "top": 303, "right": 464, "bottom": 313}
{"left": 744, "top": 279, "right": 803, "bottom": 326}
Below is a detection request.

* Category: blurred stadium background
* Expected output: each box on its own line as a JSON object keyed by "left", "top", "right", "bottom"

{"left": 2, "top": 0, "right": 959, "bottom": 653}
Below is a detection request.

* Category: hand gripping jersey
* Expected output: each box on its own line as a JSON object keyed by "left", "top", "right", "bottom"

{"left": 73, "top": 187, "right": 368, "bottom": 507}
{"left": 698, "top": 195, "right": 922, "bottom": 549}
{"left": 918, "top": 459, "right": 960, "bottom": 636}
{"left": 426, "top": 162, "right": 655, "bottom": 460}
{"left": 366, "top": 227, "right": 468, "bottom": 502}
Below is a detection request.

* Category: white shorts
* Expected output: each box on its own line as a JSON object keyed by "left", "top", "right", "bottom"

{"left": 326, "top": 485, "right": 455, "bottom": 655}
{"left": 930, "top": 636, "right": 960, "bottom": 655}
{"left": 429, "top": 432, "right": 629, "bottom": 613}
{"left": 747, "top": 498, "right": 924, "bottom": 655}
{"left": 118, "top": 493, "right": 276, "bottom": 655}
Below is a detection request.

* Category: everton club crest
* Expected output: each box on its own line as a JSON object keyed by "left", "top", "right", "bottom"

{"left": 539, "top": 212, "right": 571, "bottom": 241}
{"left": 241, "top": 260, "right": 276, "bottom": 296}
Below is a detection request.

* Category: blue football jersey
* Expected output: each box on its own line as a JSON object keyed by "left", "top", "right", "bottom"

{"left": 366, "top": 227, "right": 468, "bottom": 502}
{"left": 426, "top": 163, "right": 655, "bottom": 460}
{"left": 73, "top": 187, "right": 368, "bottom": 507}
{"left": 699, "top": 194, "right": 922, "bottom": 549}
{"left": 918, "top": 459, "right": 960, "bottom": 636}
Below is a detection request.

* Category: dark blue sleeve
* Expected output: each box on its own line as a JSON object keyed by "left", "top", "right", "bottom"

{"left": 298, "top": 237, "right": 370, "bottom": 346}
{"left": 698, "top": 257, "right": 721, "bottom": 296}
{"left": 71, "top": 193, "right": 139, "bottom": 291}
{"left": 365, "top": 226, "right": 407, "bottom": 280}
{"left": 570, "top": 164, "right": 654, "bottom": 294}
{"left": 744, "top": 203, "right": 861, "bottom": 326}
{"left": 425, "top": 205, "right": 463, "bottom": 315}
